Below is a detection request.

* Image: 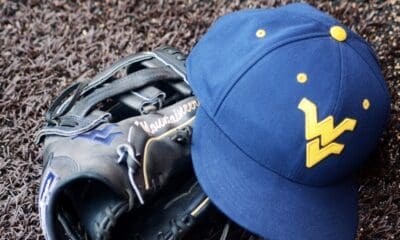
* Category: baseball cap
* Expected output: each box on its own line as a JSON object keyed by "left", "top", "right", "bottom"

{"left": 187, "top": 3, "right": 390, "bottom": 240}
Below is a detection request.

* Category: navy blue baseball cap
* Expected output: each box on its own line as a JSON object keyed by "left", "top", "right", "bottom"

{"left": 187, "top": 3, "right": 390, "bottom": 240}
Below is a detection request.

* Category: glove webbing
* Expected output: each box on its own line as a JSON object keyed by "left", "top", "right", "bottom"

{"left": 71, "top": 66, "right": 179, "bottom": 116}
{"left": 38, "top": 49, "right": 190, "bottom": 143}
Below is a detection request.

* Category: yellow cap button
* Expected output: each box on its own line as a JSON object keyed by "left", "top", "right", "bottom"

{"left": 256, "top": 29, "right": 266, "bottom": 38}
{"left": 297, "top": 73, "right": 308, "bottom": 83}
{"left": 330, "top": 26, "right": 347, "bottom": 42}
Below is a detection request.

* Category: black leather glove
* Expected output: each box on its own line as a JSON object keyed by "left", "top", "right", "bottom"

{"left": 36, "top": 47, "right": 211, "bottom": 240}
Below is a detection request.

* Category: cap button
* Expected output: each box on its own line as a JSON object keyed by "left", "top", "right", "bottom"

{"left": 330, "top": 26, "right": 347, "bottom": 42}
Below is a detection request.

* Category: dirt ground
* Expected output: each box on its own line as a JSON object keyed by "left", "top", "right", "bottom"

{"left": 0, "top": 0, "right": 399, "bottom": 239}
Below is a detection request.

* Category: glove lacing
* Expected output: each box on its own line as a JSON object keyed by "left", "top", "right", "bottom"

{"left": 117, "top": 126, "right": 145, "bottom": 205}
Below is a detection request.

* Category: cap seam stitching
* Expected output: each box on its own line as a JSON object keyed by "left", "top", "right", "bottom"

{"left": 213, "top": 33, "right": 329, "bottom": 117}
{"left": 331, "top": 43, "right": 344, "bottom": 118}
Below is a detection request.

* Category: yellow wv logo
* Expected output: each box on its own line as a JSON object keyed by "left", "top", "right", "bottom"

{"left": 298, "top": 98, "right": 357, "bottom": 168}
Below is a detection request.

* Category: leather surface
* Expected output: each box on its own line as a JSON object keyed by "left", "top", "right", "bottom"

{"left": 112, "top": 177, "right": 212, "bottom": 240}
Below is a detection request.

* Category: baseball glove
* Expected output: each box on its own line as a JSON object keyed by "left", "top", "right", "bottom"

{"left": 36, "top": 46, "right": 211, "bottom": 240}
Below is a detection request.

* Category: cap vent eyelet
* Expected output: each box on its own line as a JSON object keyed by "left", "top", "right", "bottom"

{"left": 363, "top": 99, "right": 370, "bottom": 110}
{"left": 297, "top": 73, "right": 308, "bottom": 83}
{"left": 256, "top": 29, "right": 266, "bottom": 38}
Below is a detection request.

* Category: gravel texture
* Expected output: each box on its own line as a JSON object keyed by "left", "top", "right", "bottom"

{"left": 0, "top": 0, "right": 399, "bottom": 239}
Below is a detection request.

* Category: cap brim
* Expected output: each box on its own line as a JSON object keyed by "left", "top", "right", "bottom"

{"left": 192, "top": 107, "right": 358, "bottom": 240}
